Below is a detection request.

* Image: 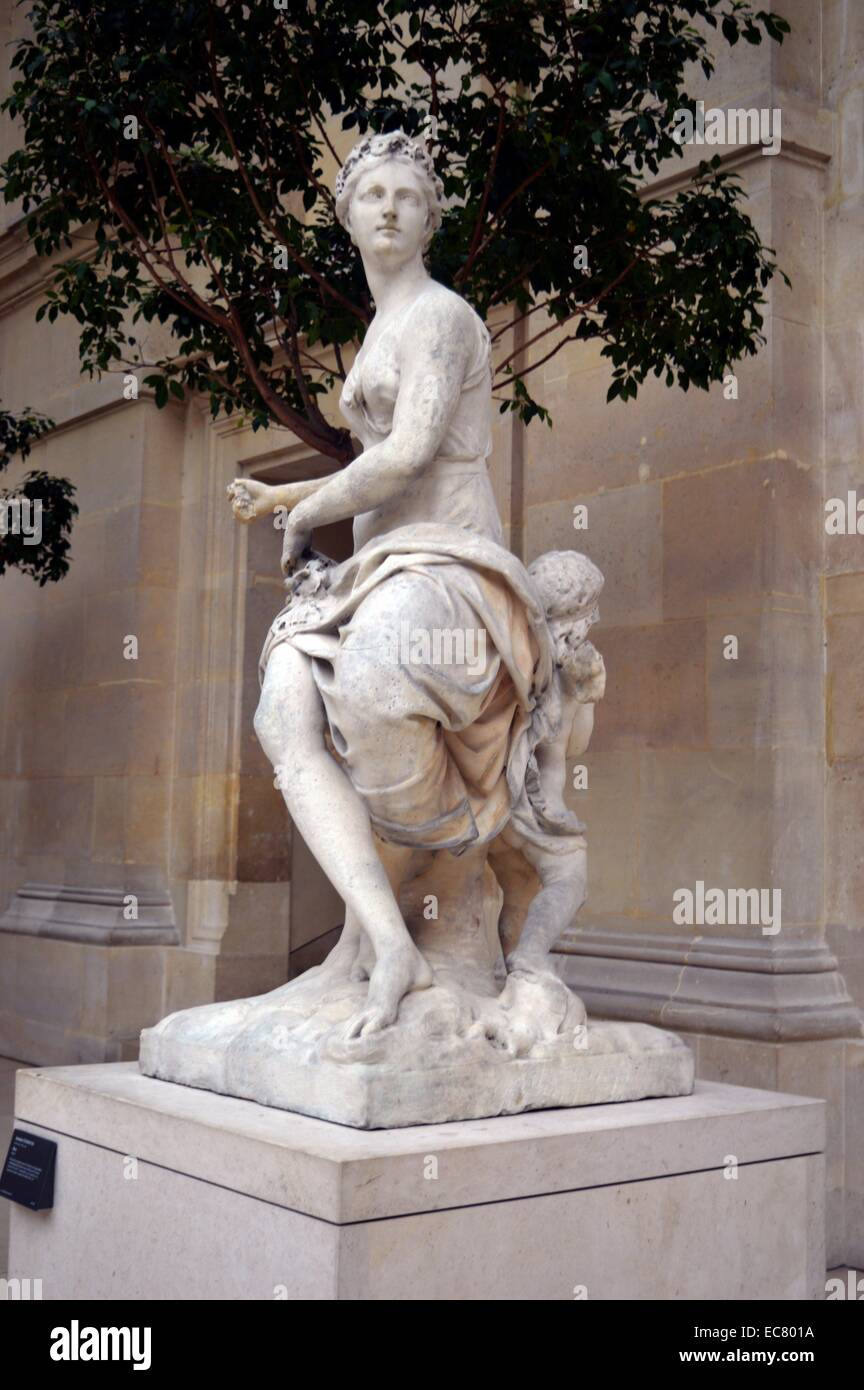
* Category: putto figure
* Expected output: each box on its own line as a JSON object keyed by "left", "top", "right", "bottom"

{"left": 141, "top": 129, "right": 694, "bottom": 1126}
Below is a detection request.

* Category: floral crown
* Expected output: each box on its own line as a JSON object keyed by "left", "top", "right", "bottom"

{"left": 333, "top": 129, "right": 444, "bottom": 232}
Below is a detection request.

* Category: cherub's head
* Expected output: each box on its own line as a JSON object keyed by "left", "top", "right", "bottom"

{"left": 528, "top": 550, "right": 604, "bottom": 685}
{"left": 334, "top": 130, "right": 444, "bottom": 262}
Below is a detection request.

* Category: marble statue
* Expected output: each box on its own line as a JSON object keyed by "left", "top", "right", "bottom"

{"left": 139, "top": 130, "right": 693, "bottom": 1125}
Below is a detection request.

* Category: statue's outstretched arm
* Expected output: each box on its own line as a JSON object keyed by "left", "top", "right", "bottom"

{"left": 227, "top": 475, "right": 331, "bottom": 523}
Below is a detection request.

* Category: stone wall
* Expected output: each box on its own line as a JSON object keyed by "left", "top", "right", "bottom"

{"left": 540, "top": 0, "right": 864, "bottom": 1267}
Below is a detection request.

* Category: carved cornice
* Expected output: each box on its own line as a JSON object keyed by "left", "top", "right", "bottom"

{"left": 0, "top": 881, "right": 179, "bottom": 945}
{"left": 557, "top": 927, "right": 863, "bottom": 1041}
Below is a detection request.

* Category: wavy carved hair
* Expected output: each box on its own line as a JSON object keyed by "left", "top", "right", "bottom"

{"left": 334, "top": 130, "right": 444, "bottom": 253}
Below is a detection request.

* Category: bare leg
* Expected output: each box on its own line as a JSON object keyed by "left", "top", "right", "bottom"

{"left": 506, "top": 842, "right": 587, "bottom": 977}
{"left": 255, "top": 645, "right": 431, "bottom": 1035}
{"left": 470, "top": 839, "right": 587, "bottom": 1056}
{"left": 487, "top": 830, "right": 541, "bottom": 958}
{"left": 348, "top": 838, "right": 419, "bottom": 982}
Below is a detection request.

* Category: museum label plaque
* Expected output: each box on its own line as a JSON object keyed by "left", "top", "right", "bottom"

{"left": 0, "top": 1128, "right": 56, "bottom": 1210}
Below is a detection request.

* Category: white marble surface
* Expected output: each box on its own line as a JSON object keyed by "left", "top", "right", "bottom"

{"left": 9, "top": 1063, "right": 826, "bottom": 1300}
{"left": 139, "top": 130, "right": 697, "bottom": 1126}
{"left": 140, "top": 1006, "right": 694, "bottom": 1128}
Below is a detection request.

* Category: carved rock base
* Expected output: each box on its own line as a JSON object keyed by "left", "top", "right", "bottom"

{"left": 139, "top": 971, "right": 694, "bottom": 1128}
{"left": 141, "top": 861, "right": 693, "bottom": 1127}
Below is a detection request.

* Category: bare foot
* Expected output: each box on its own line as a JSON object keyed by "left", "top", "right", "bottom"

{"left": 468, "top": 969, "right": 586, "bottom": 1057}
{"left": 346, "top": 942, "right": 433, "bottom": 1039}
{"left": 505, "top": 949, "right": 561, "bottom": 983}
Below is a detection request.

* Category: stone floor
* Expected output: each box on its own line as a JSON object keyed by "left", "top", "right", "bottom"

{"left": 0, "top": 1055, "right": 858, "bottom": 1296}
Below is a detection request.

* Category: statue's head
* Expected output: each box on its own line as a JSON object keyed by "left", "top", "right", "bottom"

{"left": 528, "top": 550, "right": 604, "bottom": 675}
{"left": 334, "top": 129, "right": 444, "bottom": 262}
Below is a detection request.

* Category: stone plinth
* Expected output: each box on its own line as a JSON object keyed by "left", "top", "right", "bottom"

{"left": 8, "top": 1063, "right": 825, "bottom": 1300}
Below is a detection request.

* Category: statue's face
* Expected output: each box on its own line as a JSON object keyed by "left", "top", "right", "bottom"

{"left": 348, "top": 160, "right": 429, "bottom": 264}
{"left": 549, "top": 606, "right": 599, "bottom": 663}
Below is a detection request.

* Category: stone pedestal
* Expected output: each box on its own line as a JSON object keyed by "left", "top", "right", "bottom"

{"left": 8, "top": 1062, "right": 825, "bottom": 1300}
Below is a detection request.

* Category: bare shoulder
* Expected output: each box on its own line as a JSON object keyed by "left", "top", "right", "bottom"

{"left": 413, "top": 281, "right": 485, "bottom": 343}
